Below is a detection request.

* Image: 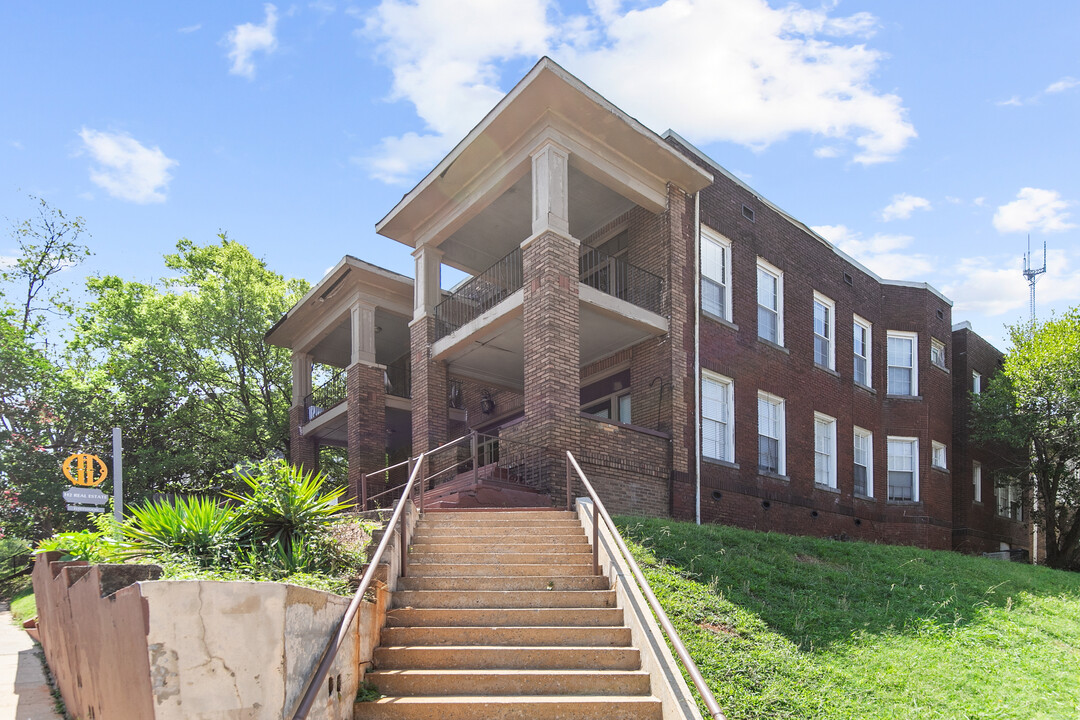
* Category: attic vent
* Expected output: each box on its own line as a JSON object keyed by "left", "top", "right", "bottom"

{"left": 844, "top": 272, "right": 854, "bottom": 286}
{"left": 742, "top": 205, "right": 755, "bottom": 222}
{"left": 936, "top": 309, "right": 945, "bottom": 320}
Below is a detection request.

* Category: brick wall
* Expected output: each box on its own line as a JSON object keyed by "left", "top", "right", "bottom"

{"left": 347, "top": 361, "right": 388, "bottom": 503}
{"left": 576, "top": 418, "right": 671, "bottom": 516}
{"left": 288, "top": 405, "right": 318, "bottom": 471}
{"left": 410, "top": 315, "right": 449, "bottom": 457}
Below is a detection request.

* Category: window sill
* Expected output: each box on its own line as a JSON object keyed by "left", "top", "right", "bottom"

{"left": 758, "top": 470, "right": 789, "bottom": 482}
{"left": 703, "top": 457, "right": 739, "bottom": 470}
{"left": 973, "top": 500, "right": 983, "bottom": 506}
{"left": 703, "top": 311, "right": 739, "bottom": 331}
{"left": 885, "top": 394, "right": 923, "bottom": 402}
{"left": 854, "top": 493, "right": 876, "bottom": 502}
{"left": 931, "top": 363, "right": 950, "bottom": 374}
{"left": 887, "top": 500, "right": 922, "bottom": 506}
{"left": 854, "top": 382, "right": 876, "bottom": 395}
{"left": 814, "top": 483, "right": 840, "bottom": 494}
{"left": 757, "top": 338, "right": 789, "bottom": 354}
{"left": 931, "top": 464, "right": 950, "bottom": 474}
{"left": 814, "top": 363, "right": 840, "bottom": 378}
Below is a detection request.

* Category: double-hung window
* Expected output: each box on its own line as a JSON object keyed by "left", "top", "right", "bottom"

{"left": 853, "top": 316, "right": 871, "bottom": 387}
{"left": 757, "top": 392, "right": 785, "bottom": 475}
{"left": 973, "top": 461, "right": 982, "bottom": 503}
{"left": 757, "top": 259, "right": 783, "bottom": 345}
{"left": 930, "top": 338, "right": 946, "bottom": 369}
{"left": 702, "top": 371, "right": 734, "bottom": 463}
{"left": 813, "top": 293, "right": 835, "bottom": 369}
{"left": 854, "top": 427, "right": 873, "bottom": 497}
{"left": 887, "top": 437, "right": 918, "bottom": 502}
{"left": 814, "top": 413, "right": 837, "bottom": 488}
{"left": 702, "top": 228, "right": 732, "bottom": 322}
{"left": 996, "top": 483, "right": 1023, "bottom": 520}
{"left": 932, "top": 441, "right": 947, "bottom": 469}
{"left": 887, "top": 331, "right": 918, "bottom": 396}
{"left": 972, "top": 370, "right": 982, "bottom": 394}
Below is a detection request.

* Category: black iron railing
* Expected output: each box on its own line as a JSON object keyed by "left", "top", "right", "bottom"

{"left": 302, "top": 368, "right": 347, "bottom": 425}
{"left": 434, "top": 247, "right": 523, "bottom": 340}
{"left": 384, "top": 354, "right": 411, "bottom": 399}
{"left": 579, "top": 247, "right": 664, "bottom": 316}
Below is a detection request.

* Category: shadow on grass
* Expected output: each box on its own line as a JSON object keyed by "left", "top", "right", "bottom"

{"left": 615, "top": 515, "right": 1080, "bottom": 652}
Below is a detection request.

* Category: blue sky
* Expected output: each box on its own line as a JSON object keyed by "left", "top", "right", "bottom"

{"left": 3, "top": 1, "right": 1078, "bottom": 349}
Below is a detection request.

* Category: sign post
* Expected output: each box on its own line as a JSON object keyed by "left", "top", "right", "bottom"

{"left": 112, "top": 427, "right": 123, "bottom": 523}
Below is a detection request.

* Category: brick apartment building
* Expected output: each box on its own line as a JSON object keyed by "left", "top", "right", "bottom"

{"left": 265, "top": 58, "right": 1030, "bottom": 557}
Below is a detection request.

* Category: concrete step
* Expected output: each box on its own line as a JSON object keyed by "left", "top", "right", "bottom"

{"left": 396, "top": 575, "right": 609, "bottom": 592}
{"left": 363, "top": 668, "right": 652, "bottom": 697}
{"left": 407, "top": 551, "right": 591, "bottom": 565}
{"left": 410, "top": 535, "right": 588, "bottom": 546}
{"left": 385, "top": 607, "right": 624, "bottom": 628}
{"left": 380, "top": 625, "right": 632, "bottom": 648}
{"left": 404, "top": 563, "right": 593, "bottom": 577}
{"left": 355, "top": 694, "right": 662, "bottom": 720}
{"left": 373, "top": 645, "right": 641, "bottom": 670}
{"left": 421, "top": 510, "right": 577, "bottom": 520}
{"left": 415, "top": 518, "right": 583, "bottom": 529}
{"left": 391, "top": 590, "right": 616, "bottom": 609}
{"left": 415, "top": 526, "right": 585, "bottom": 538}
{"left": 409, "top": 542, "right": 592, "bottom": 554}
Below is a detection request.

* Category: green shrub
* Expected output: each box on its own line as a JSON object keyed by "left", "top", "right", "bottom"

{"left": 121, "top": 496, "right": 244, "bottom": 567}
{"left": 225, "top": 460, "right": 353, "bottom": 555}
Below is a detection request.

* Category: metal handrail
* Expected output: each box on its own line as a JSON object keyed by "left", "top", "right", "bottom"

{"left": 290, "top": 451, "right": 428, "bottom": 719}
{"left": 566, "top": 451, "right": 726, "bottom": 720}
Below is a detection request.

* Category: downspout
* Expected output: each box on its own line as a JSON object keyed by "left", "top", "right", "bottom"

{"left": 694, "top": 191, "right": 702, "bottom": 525}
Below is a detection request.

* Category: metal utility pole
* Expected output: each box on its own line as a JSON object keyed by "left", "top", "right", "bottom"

{"left": 1022, "top": 236, "right": 1047, "bottom": 323}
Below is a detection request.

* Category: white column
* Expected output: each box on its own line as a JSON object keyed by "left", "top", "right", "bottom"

{"left": 412, "top": 244, "right": 443, "bottom": 322}
{"left": 291, "top": 351, "right": 312, "bottom": 406}
{"left": 531, "top": 141, "right": 570, "bottom": 237}
{"left": 351, "top": 301, "right": 377, "bottom": 366}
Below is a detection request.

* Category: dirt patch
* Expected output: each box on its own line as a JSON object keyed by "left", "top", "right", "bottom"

{"left": 699, "top": 622, "right": 738, "bottom": 636}
{"left": 795, "top": 553, "right": 824, "bottom": 564}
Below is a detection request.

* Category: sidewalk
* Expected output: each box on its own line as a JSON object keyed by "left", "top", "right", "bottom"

{"left": 0, "top": 603, "right": 62, "bottom": 720}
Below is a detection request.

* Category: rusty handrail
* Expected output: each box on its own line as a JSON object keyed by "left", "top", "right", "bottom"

{"left": 566, "top": 451, "right": 726, "bottom": 720}
{"left": 289, "top": 450, "right": 427, "bottom": 720}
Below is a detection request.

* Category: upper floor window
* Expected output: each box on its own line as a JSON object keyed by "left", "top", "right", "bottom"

{"left": 757, "top": 392, "right": 786, "bottom": 475}
{"left": 887, "top": 437, "right": 919, "bottom": 502}
{"left": 701, "top": 228, "right": 732, "bottom": 322}
{"left": 930, "top": 338, "right": 946, "bottom": 369}
{"left": 972, "top": 370, "right": 982, "bottom": 394}
{"left": 813, "top": 292, "right": 835, "bottom": 370}
{"left": 814, "top": 413, "right": 837, "bottom": 488}
{"left": 702, "top": 371, "right": 734, "bottom": 463}
{"left": 853, "top": 315, "right": 872, "bottom": 387}
{"left": 757, "top": 259, "right": 783, "bottom": 346}
{"left": 973, "top": 461, "right": 982, "bottom": 503}
{"left": 932, "top": 441, "right": 947, "bottom": 469}
{"left": 887, "top": 331, "right": 918, "bottom": 396}
{"left": 854, "top": 427, "right": 873, "bottom": 497}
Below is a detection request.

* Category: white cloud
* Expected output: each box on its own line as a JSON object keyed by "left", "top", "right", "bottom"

{"left": 1046, "top": 76, "right": 1079, "bottom": 94}
{"left": 360, "top": 0, "right": 915, "bottom": 183}
{"left": 0, "top": 255, "right": 18, "bottom": 269}
{"left": 178, "top": 23, "right": 202, "bottom": 34}
{"left": 996, "top": 95, "right": 1024, "bottom": 107}
{"left": 226, "top": 4, "right": 279, "bottom": 79}
{"left": 811, "top": 224, "right": 934, "bottom": 280}
{"left": 78, "top": 128, "right": 178, "bottom": 204}
{"left": 10, "top": 140, "right": 22, "bottom": 150}
{"left": 813, "top": 146, "right": 841, "bottom": 159}
{"left": 993, "top": 187, "right": 1075, "bottom": 234}
{"left": 943, "top": 249, "right": 1080, "bottom": 317}
{"left": 880, "top": 193, "right": 931, "bottom": 221}
{"left": 973, "top": 197, "right": 986, "bottom": 207}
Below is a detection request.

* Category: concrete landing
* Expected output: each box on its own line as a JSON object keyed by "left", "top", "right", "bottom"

{"left": 0, "top": 603, "right": 61, "bottom": 720}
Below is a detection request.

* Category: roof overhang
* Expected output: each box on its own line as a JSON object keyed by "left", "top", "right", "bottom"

{"left": 376, "top": 57, "right": 713, "bottom": 249}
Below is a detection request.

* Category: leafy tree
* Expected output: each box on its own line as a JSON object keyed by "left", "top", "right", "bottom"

{"left": 971, "top": 309, "right": 1080, "bottom": 570}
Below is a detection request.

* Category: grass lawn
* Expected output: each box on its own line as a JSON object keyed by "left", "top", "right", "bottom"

{"left": 2, "top": 575, "right": 36, "bottom": 625}
{"left": 615, "top": 517, "right": 1080, "bottom": 720}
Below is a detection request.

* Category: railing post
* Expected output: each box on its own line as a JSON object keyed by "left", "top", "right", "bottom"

{"left": 565, "top": 456, "right": 571, "bottom": 511}
{"left": 472, "top": 430, "right": 478, "bottom": 483}
{"left": 418, "top": 459, "right": 425, "bottom": 514}
{"left": 593, "top": 501, "right": 599, "bottom": 576}
{"left": 400, "top": 508, "right": 408, "bottom": 579}
{"left": 361, "top": 473, "right": 367, "bottom": 511}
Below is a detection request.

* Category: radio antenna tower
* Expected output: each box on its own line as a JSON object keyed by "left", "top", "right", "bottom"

{"left": 1022, "top": 236, "right": 1047, "bottom": 322}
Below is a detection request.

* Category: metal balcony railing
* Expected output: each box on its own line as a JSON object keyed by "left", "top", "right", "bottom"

{"left": 434, "top": 247, "right": 523, "bottom": 341}
{"left": 302, "top": 368, "right": 346, "bottom": 425}
{"left": 579, "top": 247, "right": 664, "bottom": 316}
{"left": 384, "top": 354, "right": 411, "bottom": 399}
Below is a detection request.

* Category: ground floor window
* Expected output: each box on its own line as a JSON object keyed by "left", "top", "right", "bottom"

{"left": 887, "top": 437, "right": 918, "bottom": 501}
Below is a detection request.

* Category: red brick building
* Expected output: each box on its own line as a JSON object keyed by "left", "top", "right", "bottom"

{"left": 265, "top": 58, "right": 1030, "bottom": 557}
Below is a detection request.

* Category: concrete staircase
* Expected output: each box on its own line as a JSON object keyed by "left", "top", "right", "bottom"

{"left": 357, "top": 510, "right": 662, "bottom": 719}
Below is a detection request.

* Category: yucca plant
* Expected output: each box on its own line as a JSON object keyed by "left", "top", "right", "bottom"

{"left": 225, "top": 460, "right": 353, "bottom": 557}
{"left": 120, "top": 496, "right": 245, "bottom": 567}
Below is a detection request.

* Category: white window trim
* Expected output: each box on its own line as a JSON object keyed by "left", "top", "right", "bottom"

{"left": 973, "top": 461, "right": 982, "bottom": 503}
{"left": 757, "top": 391, "right": 786, "bottom": 476}
{"left": 814, "top": 412, "right": 837, "bottom": 488}
{"left": 853, "top": 315, "right": 872, "bottom": 388}
{"left": 813, "top": 291, "right": 836, "bottom": 370}
{"left": 854, "top": 426, "right": 874, "bottom": 498}
{"left": 930, "top": 337, "right": 946, "bottom": 369}
{"left": 756, "top": 258, "right": 784, "bottom": 346}
{"left": 701, "top": 370, "right": 735, "bottom": 463}
{"left": 701, "top": 226, "right": 732, "bottom": 323}
{"left": 887, "top": 330, "right": 919, "bottom": 396}
{"left": 932, "top": 441, "right": 947, "bottom": 470}
{"left": 972, "top": 370, "right": 982, "bottom": 394}
{"left": 887, "top": 436, "right": 920, "bottom": 502}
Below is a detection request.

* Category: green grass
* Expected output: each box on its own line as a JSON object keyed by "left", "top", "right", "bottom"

{"left": 6, "top": 577, "right": 36, "bottom": 625}
{"left": 615, "top": 516, "right": 1080, "bottom": 720}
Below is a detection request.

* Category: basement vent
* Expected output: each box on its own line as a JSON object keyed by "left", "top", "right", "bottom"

{"left": 811, "top": 510, "right": 819, "bottom": 518}
{"left": 742, "top": 204, "right": 755, "bottom": 221}
{"left": 844, "top": 272, "right": 854, "bottom": 286}
{"left": 712, "top": 490, "right": 722, "bottom": 501}
{"left": 854, "top": 518, "right": 862, "bottom": 526}
{"left": 761, "top": 500, "right": 771, "bottom": 509}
